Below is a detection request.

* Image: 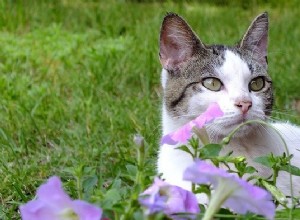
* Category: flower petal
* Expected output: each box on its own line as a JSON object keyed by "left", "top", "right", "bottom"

{"left": 72, "top": 200, "right": 102, "bottom": 220}
{"left": 183, "top": 160, "right": 275, "bottom": 219}
{"left": 20, "top": 176, "right": 103, "bottom": 220}
{"left": 37, "top": 176, "right": 72, "bottom": 209}
{"left": 19, "top": 200, "right": 56, "bottom": 220}
{"left": 201, "top": 102, "right": 224, "bottom": 119}
{"left": 139, "top": 178, "right": 167, "bottom": 214}
{"left": 160, "top": 103, "right": 224, "bottom": 145}
{"left": 224, "top": 181, "right": 275, "bottom": 219}
{"left": 139, "top": 178, "right": 200, "bottom": 218}
{"left": 160, "top": 133, "right": 180, "bottom": 145}
{"left": 183, "top": 159, "right": 229, "bottom": 187}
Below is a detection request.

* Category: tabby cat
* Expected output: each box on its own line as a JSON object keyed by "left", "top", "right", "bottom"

{"left": 157, "top": 12, "right": 300, "bottom": 202}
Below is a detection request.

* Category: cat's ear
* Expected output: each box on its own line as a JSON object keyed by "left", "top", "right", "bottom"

{"left": 239, "top": 12, "right": 269, "bottom": 67}
{"left": 159, "top": 13, "right": 204, "bottom": 71}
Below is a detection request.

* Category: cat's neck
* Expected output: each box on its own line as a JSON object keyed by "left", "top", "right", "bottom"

{"left": 162, "top": 105, "right": 187, "bottom": 135}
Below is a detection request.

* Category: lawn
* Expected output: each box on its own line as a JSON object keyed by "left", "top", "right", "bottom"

{"left": 0, "top": 0, "right": 300, "bottom": 219}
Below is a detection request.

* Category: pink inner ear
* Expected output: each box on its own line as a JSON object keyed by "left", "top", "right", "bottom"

{"left": 256, "top": 34, "right": 268, "bottom": 66}
{"left": 257, "top": 34, "right": 268, "bottom": 57}
{"left": 159, "top": 15, "right": 199, "bottom": 70}
{"left": 160, "top": 42, "right": 192, "bottom": 70}
{"left": 240, "top": 13, "right": 268, "bottom": 67}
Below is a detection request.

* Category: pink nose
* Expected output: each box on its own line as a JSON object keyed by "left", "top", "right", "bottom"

{"left": 235, "top": 101, "right": 252, "bottom": 114}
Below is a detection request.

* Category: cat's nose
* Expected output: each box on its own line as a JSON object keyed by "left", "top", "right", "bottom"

{"left": 235, "top": 101, "right": 252, "bottom": 114}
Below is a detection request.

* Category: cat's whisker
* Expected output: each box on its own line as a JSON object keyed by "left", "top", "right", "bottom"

{"left": 271, "top": 110, "right": 300, "bottom": 118}
{"left": 267, "top": 49, "right": 288, "bottom": 56}
{"left": 265, "top": 115, "right": 280, "bottom": 122}
{"left": 267, "top": 115, "right": 285, "bottom": 121}
{"left": 257, "top": 123, "right": 274, "bottom": 137}
{"left": 173, "top": 113, "right": 199, "bottom": 119}
{"left": 272, "top": 107, "right": 295, "bottom": 112}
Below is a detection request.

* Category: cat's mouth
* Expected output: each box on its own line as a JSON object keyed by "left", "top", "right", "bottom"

{"left": 219, "top": 114, "right": 255, "bottom": 131}
{"left": 206, "top": 112, "right": 263, "bottom": 138}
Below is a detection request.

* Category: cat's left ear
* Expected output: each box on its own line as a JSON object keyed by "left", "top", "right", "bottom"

{"left": 159, "top": 13, "right": 204, "bottom": 71}
{"left": 239, "top": 12, "right": 268, "bottom": 68}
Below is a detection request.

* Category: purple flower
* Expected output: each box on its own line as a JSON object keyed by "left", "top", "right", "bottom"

{"left": 183, "top": 160, "right": 275, "bottom": 220}
{"left": 161, "top": 103, "right": 223, "bottom": 145}
{"left": 19, "top": 176, "right": 102, "bottom": 220}
{"left": 139, "top": 177, "right": 200, "bottom": 219}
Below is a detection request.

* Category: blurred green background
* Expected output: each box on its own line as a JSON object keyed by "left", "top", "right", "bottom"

{"left": 0, "top": 0, "right": 299, "bottom": 219}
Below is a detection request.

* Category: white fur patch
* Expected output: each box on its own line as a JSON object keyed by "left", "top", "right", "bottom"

{"left": 217, "top": 50, "right": 252, "bottom": 105}
{"left": 161, "top": 69, "right": 168, "bottom": 89}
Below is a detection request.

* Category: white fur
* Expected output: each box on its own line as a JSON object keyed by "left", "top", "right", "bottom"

{"left": 157, "top": 50, "right": 300, "bottom": 203}
{"left": 161, "top": 69, "right": 168, "bottom": 90}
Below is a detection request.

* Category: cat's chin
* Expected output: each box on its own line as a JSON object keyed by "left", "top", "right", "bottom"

{"left": 227, "top": 123, "right": 256, "bottom": 137}
{"left": 207, "top": 111, "right": 267, "bottom": 139}
{"left": 207, "top": 121, "right": 258, "bottom": 140}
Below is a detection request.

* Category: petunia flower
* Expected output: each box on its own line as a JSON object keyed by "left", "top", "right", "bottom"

{"left": 183, "top": 160, "right": 275, "bottom": 220}
{"left": 139, "top": 177, "right": 200, "bottom": 219}
{"left": 160, "top": 103, "right": 223, "bottom": 145}
{"left": 19, "top": 176, "right": 102, "bottom": 220}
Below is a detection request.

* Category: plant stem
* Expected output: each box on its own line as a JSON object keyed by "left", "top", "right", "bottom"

{"left": 136, "top": 146, "right": 144, "bottom": 187}
{"left": 191, "top": 183, "right": 196, "bottom": 193}
{"left": 121, "top": 135, "right": 145, "bottom": 220}
{"left": 222, "top": 120, "right": 294, "bottom": 214}
{"left": 76, "top": 176, "right": 83, "bottom": 200}
{"left": 193, "top": 127, "right": 210, "bottom": 145}
{"left": 202, "top": 181, "right": 234, "bottom": 220}
{"left": 273, "top": 169, "right": 278, "bottom": 185}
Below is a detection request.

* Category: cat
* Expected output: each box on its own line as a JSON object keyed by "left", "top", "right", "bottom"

{"left": 157, "top": 12, "right": 300, "bottom": 204}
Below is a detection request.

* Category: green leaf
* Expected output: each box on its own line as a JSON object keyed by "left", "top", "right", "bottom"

{"left": 82, "top": 175, "right": 98, "bottom": 200}
{"left": 102, "top": 188, "right": 122, "bottom": 209}
{"left": 280, "top": 164, "right": 300, "bottom": 176}
{"left": 276, "top": 208, "right": 300, "bottom": 219}
{"left": 83, "top": 175, "right": 98, "bottom": 193}
{"left": 254, "top": 156, "right": 272, "bottom": 168}
{"left": 111, "top": 179, "right": 122, "bottom": 189}
{"left": 200, "top": 144, "right": 222, "bottom": 158}
{"left": 261, "top": 180, "right": 287, "bottom": 205}
{"left": 104, "top": 188, "right": 121, "bottom": 202}
{"left": 175, "top": 145, "right": 193, "bottom": 157}
{"left": 193, "top": 185, "right": 211, "bottom": 196}
{"left": 244, "top": 166, "right": 257, "bottom": 174}
{"left": 126, "top": 164, "right": 137, "bottom": 177}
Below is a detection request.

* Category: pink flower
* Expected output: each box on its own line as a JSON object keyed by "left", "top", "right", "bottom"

{"left": 161, "top": 103, "right": 223, "bottom": 145}
{"left": 183, "top": 160, "right": 275, "bottom": 220}
{"left": 139, "top": 177, "right": 200, "bottom": 219}
{"left": 19, "top": 176, "right": 102, "bottom": 220}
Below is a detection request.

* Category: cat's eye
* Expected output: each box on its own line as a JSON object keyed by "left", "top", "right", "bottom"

{"left": 249, "top": 76, "right": 265, "bottom": 92}
{"left": 202, "top": 77, "right": 222, "bottom": 91}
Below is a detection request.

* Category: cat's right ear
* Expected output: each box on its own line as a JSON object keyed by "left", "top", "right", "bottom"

{"left": 239, "top": 12, "right": 269, "bottom": 68}
{"left": 159, "top": 13, "right": 204, "bottom": 71}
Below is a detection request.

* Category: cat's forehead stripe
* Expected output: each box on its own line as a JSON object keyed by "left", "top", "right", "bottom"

{"left": 218, "top": 50, "right": 251, "bottom": 77}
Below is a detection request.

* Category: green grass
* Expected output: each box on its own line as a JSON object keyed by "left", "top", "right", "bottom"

{"left": 0, "top": 0, "right": 299, "bottom": 219}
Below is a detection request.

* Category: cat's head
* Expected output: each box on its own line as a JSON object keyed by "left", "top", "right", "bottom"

{"left": 160, "top": 12, "right": 273, "bottom": 138}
